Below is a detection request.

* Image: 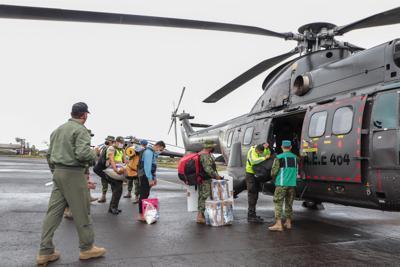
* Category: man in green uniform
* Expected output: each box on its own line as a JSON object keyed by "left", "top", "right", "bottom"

{"left": 197, "top": 140, "right": 222, "bottom": 224}
{"left": 245, "top": 143, "right": 271, "bottom": 223}
{"left": 63, "top": 129, "right": 97, "bottom": 220}
{"left": 36, "top": 102, "right": 106, "bottom": 266}
{"left": 269, "top": 140, "right": 298, "bottom": 232}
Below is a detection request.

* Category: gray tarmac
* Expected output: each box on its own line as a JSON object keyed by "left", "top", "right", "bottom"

{"left": 1, "top": 156, "right": 400, "bottom": 266}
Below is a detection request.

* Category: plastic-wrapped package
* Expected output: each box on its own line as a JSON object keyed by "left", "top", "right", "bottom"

{"left": 142, "top": 198, "right": 159, "bottom": 224}
{"left": 103, "top": 163, "right": 126, "bottom": 181}
{"left": 211, "top": 179, "right": 230, "bottom": 201}
{"left": 211, "top": 183, "right": 219, "bottom": 201}
{"left": 223, "top": 201, "right": 234, "bottom": 225}
{"left": 205, "top": 199, "right": 233, "bottom": 226}
{"left": 144, "top": 205, "right": 158, "bottom": 224}
{"left": 205, "top": 200, "right": 220, "bottom": 226}
{"left": 220, "top": 180, "right": 229, "bottom": 200}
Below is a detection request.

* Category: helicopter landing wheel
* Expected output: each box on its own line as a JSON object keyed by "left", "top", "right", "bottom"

{"left": 302, "top": 201, "right": 325, "bottom": 210}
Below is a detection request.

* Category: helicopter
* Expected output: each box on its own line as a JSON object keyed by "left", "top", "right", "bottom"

{"left": 123, "top": 136, "right": 184, "bottom": 158}
{"left": 1, "top": 4, "right": 400, "bottom": 211}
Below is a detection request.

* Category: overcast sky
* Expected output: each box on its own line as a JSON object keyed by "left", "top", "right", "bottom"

{"left": 1, "top": 0, "right": 400, "bottom": 149}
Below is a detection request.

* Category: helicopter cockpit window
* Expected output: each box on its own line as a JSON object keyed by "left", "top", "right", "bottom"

{"left": 227, "top": 131, "right": 234, "bottom": 148}
{"left": 243, "top": 127, "right": 254, "bottom": 145}
{"left": 372, "top": 92, "right": 398, "bottom": 129}
{"left": 308, "top": 111, "right": 328, "bottom": 137}
{"left": 332, "top": 107, "right": 353, "bottom": 135}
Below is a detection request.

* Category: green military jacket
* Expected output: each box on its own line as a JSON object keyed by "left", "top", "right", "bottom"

{"left": 200, "top": 153, "right": 219, "bottom": 180}
{"left": 47, "top": 118, "right": 96, "bottom": 171}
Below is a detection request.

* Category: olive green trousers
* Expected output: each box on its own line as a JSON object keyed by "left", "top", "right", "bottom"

{"left": 39, "top": 167, "right": 94, "bottom": 255}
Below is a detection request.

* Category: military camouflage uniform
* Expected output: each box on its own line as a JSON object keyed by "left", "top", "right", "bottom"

{"left": 198, "top": 180, "right": 212, "bottom": 213}
{"left": 198, "top": 153, "right": 219, "bottom": 213}
{"left": 271, "top": 151, "right": 298, "bottom": 220}
{"left": 100, "top": 176, "right": 109, "bottom": 194}
{"left": 127, "top": 177, "right": 139, "bottom": 197}
{"left": 273, "top": 187, "right": 296, "bottom": 219}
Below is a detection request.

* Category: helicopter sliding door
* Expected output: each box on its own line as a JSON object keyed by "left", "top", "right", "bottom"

{"left": 370, "top": 90, "right": 400, "bottom": 168}
{"left": 301, "top": 95, "right": 367, "bottom": 183}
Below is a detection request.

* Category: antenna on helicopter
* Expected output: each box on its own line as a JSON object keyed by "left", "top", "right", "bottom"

{"left": 168, "top": 86, "right": 186, "bottom": 145}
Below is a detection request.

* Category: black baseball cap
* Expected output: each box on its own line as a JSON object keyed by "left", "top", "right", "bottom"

{"left": 71, "top": 102, "right": 90, "bottom": 114}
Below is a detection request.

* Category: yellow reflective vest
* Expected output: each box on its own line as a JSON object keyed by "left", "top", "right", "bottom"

{"left": 245, "top": 146, "right": 271, "bottom": 174}
{"left": 107, "top": 146, "right": 124, "bottom": 163}
{"left": 113, "top": 148, "right": 124, "bottom": 163}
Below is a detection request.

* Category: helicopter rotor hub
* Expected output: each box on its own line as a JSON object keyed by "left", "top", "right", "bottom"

{"left": 298, "top": 22, "right": 337, "bottom": 36}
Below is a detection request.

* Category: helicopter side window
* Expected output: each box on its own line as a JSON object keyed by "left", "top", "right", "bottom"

{"left": 243, "top": 127, "right": 254, "bottom": 146}
{"left": 332, "top": 106, "right": 353, "bottom": 135}
{"left": 227, "top": 131, "right": 234, "bottom": 148}
{"left": 308, "top": 111, "right": 328, "bottom": 137}
{"left": 372, "top": 92, "right": 398, "bottom": 129}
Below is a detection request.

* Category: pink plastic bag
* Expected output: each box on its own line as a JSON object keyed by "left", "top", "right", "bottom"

{"left": 142, "top": 198, "right": 159, "bottom": 212}
{"left": 142, "top": 198, "right": 159, "bottom": 224}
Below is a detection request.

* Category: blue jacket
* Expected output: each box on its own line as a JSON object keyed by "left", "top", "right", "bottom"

{"left": 142, "top": 146, "right": 157, "bottom": 181}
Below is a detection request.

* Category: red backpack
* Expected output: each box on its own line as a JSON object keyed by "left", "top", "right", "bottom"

{"left": 178, "top": 152, "right": 204, "bottom": 185}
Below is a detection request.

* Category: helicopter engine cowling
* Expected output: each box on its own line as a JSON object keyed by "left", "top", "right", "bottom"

{"left": 292, "top": 73, "right": 312, "bottom": 96}
{"left": 179, "top": 115, "right": 222, "bottom": 153}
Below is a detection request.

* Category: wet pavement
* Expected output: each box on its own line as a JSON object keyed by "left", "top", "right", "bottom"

{"left": 1, "top": 156, "right": 400, "bottom": 266}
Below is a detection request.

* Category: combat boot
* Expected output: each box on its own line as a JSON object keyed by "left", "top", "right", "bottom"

{"left": 268, "top": 219, "right": 284, "bottom": 232}
{"left": 108, "top": 208, "right": 119, "bottom": 215}
{"left": 36, "top": 250, "right": 60, "bottom": 266}
{"left": 247, "top": 213, "right": 264, "bottom": 223}
{"left": 79, "top": 246, "right": 107, "bottom": 260}
{"left": 196, "top": 212, "right": 206, "bottom": 224}
{"left": 97, "top": 194, "right": 106, "bottom": 203}
{"left": 284, "top": 219, "right": 292, "bottom": 230}
{"left": 123, "top": 192, "right": 132, "bottom": 198}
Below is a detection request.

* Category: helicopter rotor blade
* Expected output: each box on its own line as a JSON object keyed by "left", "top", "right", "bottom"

{"left": 335, "top": 6, "right": 400, "bottom": 35}
{"left": 174, "top": 117, "right": 178, "bottom": 146}
{"left": 0, "top": 5, "right": 292, "bottom": 39}
{"left": 175, "top": 87, "right": 186, "bottom": 113}
{"left": 167, "top": 118, "right": 175, "bottom": 135}
{"left": 203, "top": 49, "right": 298, "bottom": 103}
